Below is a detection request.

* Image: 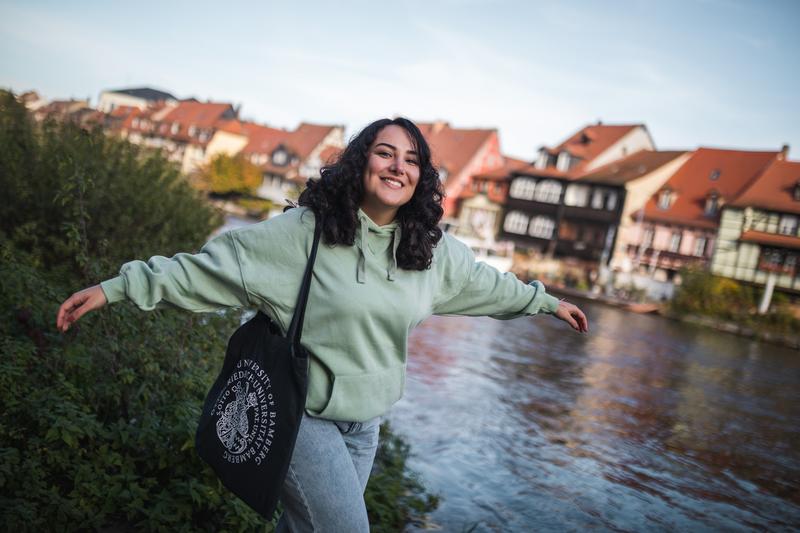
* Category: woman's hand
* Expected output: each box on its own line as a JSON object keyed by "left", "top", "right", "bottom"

{"left": 56, "top": 285, "right": 108, "bottom": 332}
{"left": 554, "top": 299, "right": 589, "bottom": 333}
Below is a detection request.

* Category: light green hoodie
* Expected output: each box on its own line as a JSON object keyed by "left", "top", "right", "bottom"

{"left": 101, "top": 207, "right": 559, "bottom": 421}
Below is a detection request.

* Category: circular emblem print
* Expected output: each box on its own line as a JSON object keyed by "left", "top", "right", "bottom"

{"left": 212, "top": 358, "right": 276, "bottom": 465}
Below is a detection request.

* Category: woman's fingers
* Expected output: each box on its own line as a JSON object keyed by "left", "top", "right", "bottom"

{"left": 555, "top": 301, "right": 589, "bottom": 333}
{"left": 56, "top": 285, "right": 107, "bottom": 332}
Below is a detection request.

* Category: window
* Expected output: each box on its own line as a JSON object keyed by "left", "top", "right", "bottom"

{"left": 188, "top": 125, "right": 197, "bottom": 137}
{"left": 709, "top": 169, "right": 721, "bottom": 181}
{"left": 564, "top": 184, "right": 590, "bottom": 207}
{"left": 529, "top": 216, "right": 555, "bottom": 239}
{"left": 657, "top": 189, "right": 672, "bottom": 210}
{"left": 533, "top": 180, "right": 562, "bottom": 203}
{"left": 439, "top": 167, "right": 448, "bottom": 182}
{"left": 642, "top": 227, "right": 654, "bottom": 248}
{"left": 606, "top": 191, "right": 618, "bottom": 211}
{"left": 509, "top": 178, "right": 536, "bottom": 200}
{"left": 704, "top": 193, "right": 719, "bottom": 216}
{"left": 170, "top": 122, "right": 180, "bottom": 135}
{"left": 272, "top": 149, "right": 288, "bottom": 166}
{"left": 669, "top": 232, "right": 681, "bottom": 253}
{"left": 779, "top": 215, "right": 798, "bottom": 236}
{"left": 503, "top": 211, "right": 529, "bottom": 234}
{"left": 794, "top": 181, "right": 800, "bottom": 201}
{"left": 535, "top": 151, "right": 549, "bottom": 169}
{"left": 591, "top": 189, "right": 604, "bottom": 209}
{"left": 556, "top": 152, "right": 572, "bottom": 172}
{"left": 693, "top": 237, "right": 707, "bottom": 257}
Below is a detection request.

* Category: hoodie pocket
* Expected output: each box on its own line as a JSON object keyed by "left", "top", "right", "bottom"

{"left": 316, "top": 364, "right": 406, "bottom": 422}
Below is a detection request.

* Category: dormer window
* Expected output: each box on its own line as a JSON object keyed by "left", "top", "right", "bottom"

{"left": 556, "top": 152, "right": 572, "bottom": 172}
{"left": 439, "top": 167, "right": 448, "bottom": 182}
{"left": 657, "top": 189, "right": 672, "bottom": 210}
{"left": 272, "top": 149, "right": 288, "bottom": 166}
{"left": 704, "top": 192, "right": 720, "bottom": 216}
{"left": 188, "top": 125, "right": 197, "bottom": 137}
{"left": 170, "top": 122, "right": 180, "bottom": 135}
{"left": 709, "top": 169, "right": 721, "bottom": 181}
{"left": 535, "top": 150, "right": 548, "bottom": 169}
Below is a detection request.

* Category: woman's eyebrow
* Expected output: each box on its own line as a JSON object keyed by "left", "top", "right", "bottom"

{"left": 375, "top": 142, "right": 418, "bottom": 155}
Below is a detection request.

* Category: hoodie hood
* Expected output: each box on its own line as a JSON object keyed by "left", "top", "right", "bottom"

{"left": 356, "top": 209, "right": 401, "bottom": 284}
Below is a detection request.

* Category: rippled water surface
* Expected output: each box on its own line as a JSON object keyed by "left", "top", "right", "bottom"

{"left": 388, "top": 299, "right": 800, "bottom": 532}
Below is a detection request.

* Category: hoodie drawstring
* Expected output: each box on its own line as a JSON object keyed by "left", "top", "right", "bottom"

{"left": 387, "top": 227, "right": 400, "bottom": 281}
{"left": 357, "top": 216, "right": 368, "bottom": 284}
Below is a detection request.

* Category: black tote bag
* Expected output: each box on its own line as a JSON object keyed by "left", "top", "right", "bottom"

{"left": 195, "top": 216, "right": 322, "bottom": 519}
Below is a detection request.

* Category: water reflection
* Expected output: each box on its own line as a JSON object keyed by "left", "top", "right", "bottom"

{"left": 390, "top": 300, "right": 800, "bottom": 531}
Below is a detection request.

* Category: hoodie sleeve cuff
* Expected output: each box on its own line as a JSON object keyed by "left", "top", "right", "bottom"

{"left": 100, "top": 276, "right": 127, "bottom": 304}
{"left": 525, "top": 280, "right": 560, "bottom": 315}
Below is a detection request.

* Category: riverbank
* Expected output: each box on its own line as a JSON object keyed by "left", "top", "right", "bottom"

{"left": 548, "top": 285, "right": 800, "bottom": 350}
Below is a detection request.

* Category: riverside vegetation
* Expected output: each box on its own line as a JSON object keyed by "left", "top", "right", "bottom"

{"left": 669, "top": 267, "right": 800, "bottom": 340}
{"left": 0, "top": 91, "right": 437, "bottom": 531}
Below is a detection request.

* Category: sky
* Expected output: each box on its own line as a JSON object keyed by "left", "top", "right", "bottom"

{"left": 1, "top": 0, "right": 798, "bottom": 159}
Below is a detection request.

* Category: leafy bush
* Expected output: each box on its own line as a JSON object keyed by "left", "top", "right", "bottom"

{"left": 197, "top": 153, "right": 262, "bottom": 195}
{"left": 365, "top": 422, "right": 440, "bottom": 533}
{"left": 670, "top": 267, "right": 800, "bottom": 336}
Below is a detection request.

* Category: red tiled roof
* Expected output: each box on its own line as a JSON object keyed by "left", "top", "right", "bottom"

{"left": 161, "top": 101, "right": 235, "bottom": 129}
{"left": 286, "top": 123, "right": 337, "bottom": 159}
{"left": 417, "top": 122, "right": 496, "bottom": 179}
{"left": 318, "top": 145, "right": 342, "bottom": 165}
{"left": 550, "top": 123, "right": 643, "bottom": 168}
{"left": 577, "top": 150, "right": 687, "bottom": 185}
{"left": 235, "top": 122, "right": 289, "bottom": 154}
{"left": 730, "top": 159, "right": 800, "bottom": 215}
{"left": 474, "top": 155, "right": 529, "bottom": 181}
{"left": 108, "top": 105, "right": 138, "bottom": 119}
{"left": 642, "top": 147, "right": 779, "bottom": 228}
{"left": 740, "top": 230, "right": 800, "bottom": 250}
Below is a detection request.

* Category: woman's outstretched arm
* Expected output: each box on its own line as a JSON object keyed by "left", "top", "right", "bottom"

{"left": 56, "top": 229, "right": 251, "bottom": 332}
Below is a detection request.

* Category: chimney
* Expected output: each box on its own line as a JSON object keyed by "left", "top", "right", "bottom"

{"left": 432, "top": 121, "right": 447, "bottom": 135}
{"left": 779, "top": 144, "right": 790, "bottom": 160}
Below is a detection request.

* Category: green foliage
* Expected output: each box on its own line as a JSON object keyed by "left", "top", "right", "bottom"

{"left": 670, "top": 267, "right": 800, "bottom": 336}
{"left": 365, "top": 423, "right": 440, "bottom": 533}
{"left": 0, "top": 245, "right": 263, "bottom": 531}
{"left": 0, "top": 90, "right": 221, "bottom": 278}
{"left": 199, "top": 153, "right": 262, "bottom": 195}
{"left": 0, "top": 91, "right": 438, "bottom": 530}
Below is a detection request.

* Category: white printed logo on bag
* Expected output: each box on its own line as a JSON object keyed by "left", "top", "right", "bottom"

{"left": 212, "top": 358, "right": 276, "bottom": 465}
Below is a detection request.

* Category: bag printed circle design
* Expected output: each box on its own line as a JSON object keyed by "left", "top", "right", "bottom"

{"left": 212, "top": 358, "right": 277, "bottom": 465}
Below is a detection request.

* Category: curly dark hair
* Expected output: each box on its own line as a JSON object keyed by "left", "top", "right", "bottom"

{"left": 297, "top": 117, "right": 444, "bottom": 271}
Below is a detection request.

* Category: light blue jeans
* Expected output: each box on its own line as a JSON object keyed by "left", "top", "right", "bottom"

{"left": 275, "top": 413, "right": 381, "bottom": 532}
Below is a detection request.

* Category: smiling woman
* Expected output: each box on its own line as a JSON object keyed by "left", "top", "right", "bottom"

{"left": 56, "top": 116, "right": 588, "bottom": 532}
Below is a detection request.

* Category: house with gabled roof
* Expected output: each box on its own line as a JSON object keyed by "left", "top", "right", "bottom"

{"left": 118, "top": 99, "right": 238, "bottom": 173}
{"left": 711, "top": 152, "right": 800, "bottom": 299}
{"left": 204, "top": 120, "right": 344, "bottom": 204}
{"left": 456, "top": 156, "right": 528, "bottom": 240}
{"left": 628, "top": 147, "right": 779, "bottom": 292}
{"left": 98, "top": 87, "right": 177, "bottom": 113}
{"left": 571, "top": 150, "right": 691, "bottom": 272}
{"left": 500, "top": 122, "right": 655, "bottom": 257}
{"left": 417, "top": 121, "right": 505, "bottom": 218}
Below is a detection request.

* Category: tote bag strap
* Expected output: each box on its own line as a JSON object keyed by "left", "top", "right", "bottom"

{"left": 286, "top": 213, "right": 323, "bottom": 347}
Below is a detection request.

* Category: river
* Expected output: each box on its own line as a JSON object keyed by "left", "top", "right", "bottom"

{"left": 388, "top": 299, "right": 800, "bottom": 532}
